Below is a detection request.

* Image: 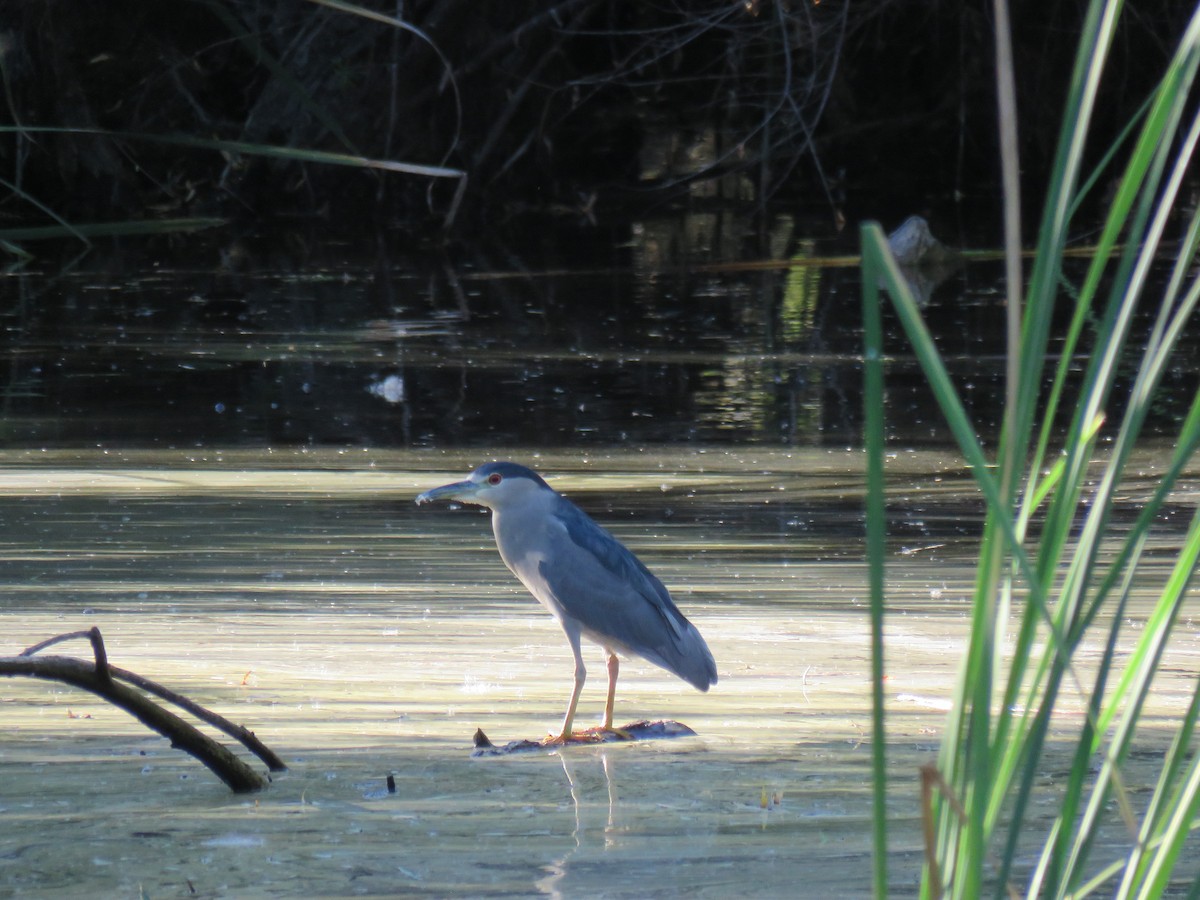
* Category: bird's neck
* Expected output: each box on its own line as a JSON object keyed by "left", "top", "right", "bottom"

{"left": 490, "top": 496, "right": 554, "bottom": 571}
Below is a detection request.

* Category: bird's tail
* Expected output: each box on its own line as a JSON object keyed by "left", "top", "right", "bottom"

{"left": 659, "top": 622, "right": 718, "bottom": 691}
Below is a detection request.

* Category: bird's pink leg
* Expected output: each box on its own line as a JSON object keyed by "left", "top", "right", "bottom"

{"left": 601, "top": 652, "right": 631, "bottom": 738}
{"left": 603, "top": 651, "right": 619, "bottom": 730}
{"left": 546, "top": 634, "right": 586, "bottom": 744}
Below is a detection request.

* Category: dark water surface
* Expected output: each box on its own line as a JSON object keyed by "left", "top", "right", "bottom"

{"left": 5, "top": 219, "right": 1193, "bottom": 452}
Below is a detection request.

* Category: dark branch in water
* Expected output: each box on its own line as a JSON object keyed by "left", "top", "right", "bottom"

{"left": 2, "top": 627, "right": 284, "bottom": 793}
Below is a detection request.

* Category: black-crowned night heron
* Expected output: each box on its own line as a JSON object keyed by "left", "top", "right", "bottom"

{"left": 416, "top": 461, "right": 717, "bottom": 743}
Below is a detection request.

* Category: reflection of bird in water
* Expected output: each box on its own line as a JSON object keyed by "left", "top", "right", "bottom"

{"left": 416, "top": 461, "right": 717, "bottom": 743}
{"left": 536, "top": 751, "right": 620, "bottom": 899}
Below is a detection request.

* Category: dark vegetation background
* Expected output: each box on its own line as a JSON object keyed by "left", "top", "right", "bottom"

{"left": 0, "top": 0, "right": 1189, "bottom": 241}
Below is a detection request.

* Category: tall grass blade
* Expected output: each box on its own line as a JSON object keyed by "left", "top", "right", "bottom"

{"left": 861, "top": 226, "right": 889, "bottom": 900}
{"left": 302, "top": 0, "right": 463, "bottom": 163}
{"left": 0, "top": 127, "right": 467, "bottom": 180}
{"left": 193, "top": 0, "right": 361, "bottom": 158}
{"left": 863, "top": 2, "right": 1200, "bottom": 895}
{"left": 0, "top": 218, "right": 226, "bottom": 242}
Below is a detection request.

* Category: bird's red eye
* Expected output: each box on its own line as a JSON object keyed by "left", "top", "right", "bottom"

{"left": 487, "top": 473, "right": 503, "bottom": 485}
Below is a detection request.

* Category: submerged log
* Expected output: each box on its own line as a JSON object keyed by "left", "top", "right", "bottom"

{"left": 471, "top": 719, "right": 699, "bottom": 757}
{"left": 1, "top": 627, "right": 282, "bottom": 793}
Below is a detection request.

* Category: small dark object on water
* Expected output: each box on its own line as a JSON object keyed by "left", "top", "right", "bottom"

{"left": 471, "top": 720, "right": 698, "bottom": 757}
{"left": 886, "top": 215, "right": 961, "bottom": 267}
{"left": 386, "top": 774, "right": 396, "bottom": 794}
{"left": 882, "top": 215, "right": 965, "bottom": 305}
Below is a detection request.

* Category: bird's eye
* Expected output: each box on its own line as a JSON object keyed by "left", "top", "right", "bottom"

{"left": 487, "top": 473, "right": 503, "bottom": 485}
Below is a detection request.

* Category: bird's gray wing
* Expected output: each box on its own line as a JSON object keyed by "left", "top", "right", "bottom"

{"left": 554, "top": 499, "right": 688, "bottom": 632}
{"left": 536, "top": 497, "right": 715, "bottom": 688}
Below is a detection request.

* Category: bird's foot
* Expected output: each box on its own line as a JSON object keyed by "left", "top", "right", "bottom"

{"left": 540, "top": 731, "right": 596, "bottom": 746}
{"left": 540, "top": 725, "right": 631, "bottom": 746}
{"left": 474, "top": 721, "right": 697, "bottom": 756}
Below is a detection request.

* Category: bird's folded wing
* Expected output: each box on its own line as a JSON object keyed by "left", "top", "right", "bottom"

{"left": 544, "top": 503, "right": 691, "bottom": 649}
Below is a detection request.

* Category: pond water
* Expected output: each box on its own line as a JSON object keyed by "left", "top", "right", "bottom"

{"left": 1, "top": 220, "right": 1199, "bottom": 896}
{"left": 0, "top": 448, "right": 916, "bottom": 897}
{"left": 3, "top": 447, "right": 1199, "bottom": 897}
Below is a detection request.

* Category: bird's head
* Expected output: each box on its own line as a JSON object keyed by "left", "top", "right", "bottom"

{"left": 415, "top": 461, "right": 552, "bottom": 511}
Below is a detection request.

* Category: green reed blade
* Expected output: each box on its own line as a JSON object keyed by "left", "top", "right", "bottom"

{"left": 861, "top": 226, "right": 889, "bottom": 900}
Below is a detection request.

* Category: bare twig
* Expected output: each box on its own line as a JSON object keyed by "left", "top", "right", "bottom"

{"left": 105, "top": 664, "right": 287, "bottom": 772}
{"left": 921, "top": 762, "right": 1022, "bottom": 900}
{"left": 4, "top": 628, "right": 281, "bottom": 792}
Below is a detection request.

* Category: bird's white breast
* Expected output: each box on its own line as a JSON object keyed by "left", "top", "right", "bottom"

{"left": 490, "top": 495, "right": 570, "bottom": 620}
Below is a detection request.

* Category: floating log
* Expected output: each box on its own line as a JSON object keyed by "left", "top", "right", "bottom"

{"left": 471, "top": 719, "right": 699, "bottom": 757}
